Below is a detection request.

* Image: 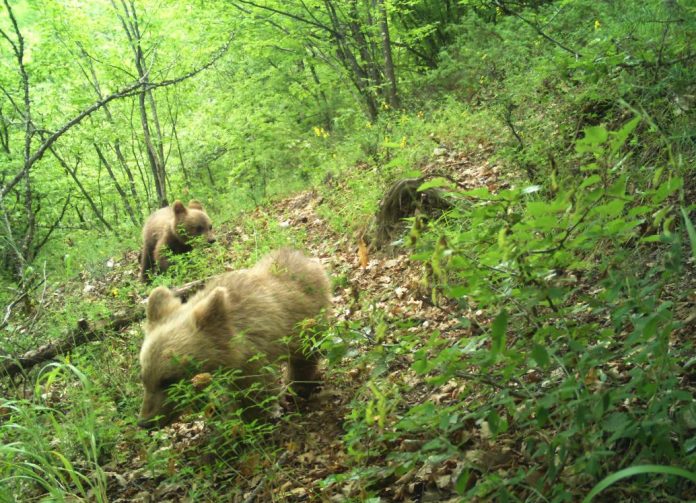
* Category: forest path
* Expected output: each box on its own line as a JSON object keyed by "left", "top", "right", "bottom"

{"left": 222, "top": 148, "right": 503, "bottom": 502}
{"left": 113, "top": 148, "right": 503, "bottom": 502}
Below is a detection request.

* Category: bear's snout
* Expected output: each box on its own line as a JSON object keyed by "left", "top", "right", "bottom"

{"left": 207, "top": 235, "right": 216, "bottom": 244}
{"left": 138, "top": 390, "right": 176, "bottom": 429}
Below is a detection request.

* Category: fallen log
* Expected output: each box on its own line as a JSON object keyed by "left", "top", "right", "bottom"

{"left": 0, "top": 279, "right": 205, "bottom": 379}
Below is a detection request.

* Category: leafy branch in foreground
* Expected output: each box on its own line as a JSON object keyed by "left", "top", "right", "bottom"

{"left": 329, "top": 117, "right": 695, "bottom": 500}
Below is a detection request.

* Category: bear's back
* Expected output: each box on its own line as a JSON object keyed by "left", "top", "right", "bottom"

{"left": 197, "top": 250, "right": 329, "bottom": 350}
{"left": 142, "top": 206, "right": 173, "bottom": 242}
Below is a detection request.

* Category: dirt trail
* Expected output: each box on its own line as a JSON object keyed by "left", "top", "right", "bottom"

{"left": 110, "top": 149, "right": 501, "bottom": 502}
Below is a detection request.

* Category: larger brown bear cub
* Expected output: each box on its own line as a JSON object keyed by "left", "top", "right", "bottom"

{"left": 138, "top": 249, "right": 331, "bottom": 429}
{"left": 139, "top": 200, "right": 215, "bottom": 282}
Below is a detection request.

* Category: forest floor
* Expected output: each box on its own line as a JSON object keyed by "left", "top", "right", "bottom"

{"left": 94, "top": 148, "right": 507, "bottom": 502}
{"left": 4, "top": 148, "right": 511, "bottom": 502}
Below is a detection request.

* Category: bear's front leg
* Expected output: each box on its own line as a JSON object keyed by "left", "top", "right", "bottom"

{"left": 139, "top": 243, "right": 157, "bottom": 282}
{"left": 154, "top": 241, "right": 171, "bottom": 274}
{"left": 288, "top": 351, "right": 321, "bottom": 398}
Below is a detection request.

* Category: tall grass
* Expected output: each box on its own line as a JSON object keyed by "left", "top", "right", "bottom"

{"left": 0, "top": 363, "right": 109, "bottom": 502}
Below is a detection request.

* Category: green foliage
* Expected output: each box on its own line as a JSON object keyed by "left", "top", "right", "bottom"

{"left": 330, "top": 117, "right": 695, "bottom": 499}
{"left": 1, "top": 0, "right": 695, "bottom": 500}
{"left": 583, "top": 465, "right": 696, "bottom": 503}
{"left": 0, "top": 364, "right": 115, "bottom": 502}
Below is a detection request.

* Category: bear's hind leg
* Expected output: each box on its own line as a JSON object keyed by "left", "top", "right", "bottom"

{"left": 139, "top": 246, "right": 155, "bottom": 282}
{"left": 288, "top": 351, "right": 321, "bottom": 398}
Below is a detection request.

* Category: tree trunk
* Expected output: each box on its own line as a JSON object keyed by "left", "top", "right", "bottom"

{"left": 49, "top": 147, "right": 114, "bottom": 232}
{"left": 323, "top": 0, "right": 379, "bottom": 120}
{"left": 78, "top": 44, "right": 144, "bottom": 221}
{"left": 376, "top": 0, "right": 399, "bottom": 109}
{"left": 113, "top": 0, "right": 168, "bottom": 207}
{"left": 94, "top": 144, "right": 139, "bottom": 226}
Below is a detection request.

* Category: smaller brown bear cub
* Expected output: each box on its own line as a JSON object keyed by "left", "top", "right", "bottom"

{"left": 139, "top": 200, "right": 215, "bottom": 282}
{"left": 138, "top": 249, "right": 331, "bottom": 429}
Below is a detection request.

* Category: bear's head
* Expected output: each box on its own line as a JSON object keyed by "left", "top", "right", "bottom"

{"left": 138, "top": 286, "right": 231, "bottom": 429}
{"left": 171, "top": 200, "right": 216, "bottom": 245}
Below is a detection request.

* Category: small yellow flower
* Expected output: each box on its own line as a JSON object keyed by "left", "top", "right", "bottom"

{"left": 111, "top": 288, "right": 119, "bottom": 297}
{"left": 312, "top": 126, "right": 329, "bottom": 138}
{"left": 594, "top": 19, "right": 601, "bottom": 30}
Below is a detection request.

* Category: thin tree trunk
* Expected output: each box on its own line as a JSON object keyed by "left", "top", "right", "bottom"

{"left": 166, "top": 94, "right": 190, "bottom": 186}
{"left": 94, "top": 144, "right": 139, "bottom": 226}
{"left": 347, "top": 0, "right": 381, "bottom": 91}
{"left": 0, "top": 107, "right": 10, "bottom": 154}
{"left": 171, "top": 121, "right": 190, "bottom": 186}
{"left": 49, "top": 147, "right": 114, "bottom": 232}
{"left": 323, "top": 0, "right": 379, "bottom": 120}
{"left": 130, "top": 111, "right": 153, "bottom": 211}
{"left": 376, "top": 0, "right": 399, "bottom": 109}
{"left": 113, "top": 0, "right": 168, "bottom": 207}
{"left": 137, "top": 60, "right": 167, "bottom": 206}
{"left": 77, "top": 44, "right": 144, "bottom": 221}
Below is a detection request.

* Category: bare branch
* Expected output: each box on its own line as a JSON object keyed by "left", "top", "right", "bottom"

{"left": 230, "top": 0, "right": 339, "bottom": 36}
{"left": 493, "top": 0, "right": 581, "bottom": 58}
{"left": 31, "top": 193, "right": 72, "bottom": 257}
{"left": 0, "top": 279, "right": 205, "bottom": 379}
{"left": 0, "top": 35, "right": 233, "bottom": 200}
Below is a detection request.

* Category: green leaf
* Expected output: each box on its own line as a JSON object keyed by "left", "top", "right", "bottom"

{"left": 584, "top": 125, "right": 609, "bottom": 144}
{"left": 592, "top": 199, "right": 625, "bottom": 219}
{"left": 455, "top": 469, "right": 470, "bottom": 495}
{"left": 608, "top": 174, "right": 628, "bottom": 197}
{"left": 602, "top": 412, "right": 630, "bottom": 433}
{"left": 579, "top": 175, "right": 602, "bottom": 190}
{"left": 531, "top": 344, "right": 549, "bottom": 367}
{"left": 609, "top": 116, "right": 640, "bottom": 154}
{"left": 385, "top": 157, "right": 407, "bottom": 168}
{"left": 462, "top": 187, "right": 493, "bottom": 199}
{"left": 446, "top": 285, "right": 469, "bottom": 298}
{"left": 490, "top": 310, "right": 508, "bottom": 358}
{"left": 521, "top": 185, "right": 542, "bottom": 194}
{"left": 680, "top": 207, "right": 696, "bottom": 261}
{"left": 412, "top": 356, "right": 429, "bottom": 374}
{"left": 651, "top": 177, "right": 683, "bottom": 204}
{"left": 627, "top": 205, "right": 651, "bottom": 218}
{"left": 582, "top": 465, "right": 696, "bottom": 503}
{"left": 418, "top": 177, "right": 454, "bottom": 191}
{"left": 576, "top": 125, "right": 608, "bottom": 154}
{"left": 487, "top": 409, "right": 501, "bottom": 435}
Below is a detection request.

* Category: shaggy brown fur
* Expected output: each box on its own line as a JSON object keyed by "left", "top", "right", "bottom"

{"left": 138, "top": 249, "right": 331, "bottom": 429}
{"left": 139, "top": 200, "right": 215, "bottom": 282}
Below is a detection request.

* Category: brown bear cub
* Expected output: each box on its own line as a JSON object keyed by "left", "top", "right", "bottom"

{"left": 139, "top": 200, "right": 215, "bottom": 282}
{"left": 137, "top": 249, "right": 331, "bottom": 429}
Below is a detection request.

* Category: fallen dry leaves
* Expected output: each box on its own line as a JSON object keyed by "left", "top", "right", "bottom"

{"left": 92, "top": 150, "right": 505, "bottom": 501}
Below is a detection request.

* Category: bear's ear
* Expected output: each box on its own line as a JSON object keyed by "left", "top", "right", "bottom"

{"left": 172, "top": 200, "right": 187, "bottom": 216}
{"left": 192, "top": 287, "right": 228, "bottom": 331}
{"left": 147, "top": 287, "right": 181, "bottom": 325}
{"left": 188, "top": 200, "right": 204, "bottom": 211}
